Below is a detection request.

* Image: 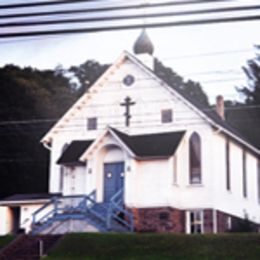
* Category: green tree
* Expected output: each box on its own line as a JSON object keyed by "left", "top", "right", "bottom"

{"left": 154, "top": 59, "right": 209, "bottom": 107}
{"left": 226, "top": 46, "right": 260, "bottom": 149}
{"left": 0, "top": 65, "right": 76, "bottom": 198}
{"left": 69, "top": 60, "right": 109, "bottom": 95}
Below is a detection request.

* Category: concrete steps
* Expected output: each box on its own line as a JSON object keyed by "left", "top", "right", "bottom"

{"left": 40, "top": 218, "right": 104, "bottom": 234}
{"left": 32, "top": 199, "right": 133, "bottom": 235}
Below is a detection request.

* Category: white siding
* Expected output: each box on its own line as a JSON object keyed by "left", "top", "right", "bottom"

{"left": 45, "top": 52, "right": 260, "bottom": 225}
{"left": 126, "top": 159, "right": 171, "bottom": 207}
{"left": 0, "top": 207, "right": 11, "bottom": 235}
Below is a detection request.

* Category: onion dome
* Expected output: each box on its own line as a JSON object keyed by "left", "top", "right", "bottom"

{"left": 133, "top": 29, "right": 154, "bottom": 55}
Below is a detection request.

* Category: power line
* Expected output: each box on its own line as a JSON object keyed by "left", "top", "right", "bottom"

{"left": 0, "top": 0, "right": 99, "bottom": 9}
{"left": 0, "top": 105, "right": 260, "bottom": 127}
{"left": 1, "top": 14, "right": 260, "bottom": 39}
{"left": 185, "top": 69, "right": 242, "bottom": 76}
{"left": 2, "top": 4, "right": 260, "bottom": 28}
{"left": 200, "top": 77, "right": 245, "bottom": 84}
{"left": 0, "top": 118, "right": 56, "bottom": 126}
{"left": 0, "top": 0, "right": 234, "bottom": 19}
{"left": 162, "top": 49, "right": 255, "bottom": 61}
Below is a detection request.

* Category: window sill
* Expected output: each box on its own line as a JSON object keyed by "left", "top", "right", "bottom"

{"left": 186, "top": 184, "right": 204, "bottom": 188}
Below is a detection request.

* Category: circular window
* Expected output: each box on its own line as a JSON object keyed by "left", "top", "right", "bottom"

{"left": 123, "top": 74, "right": 135, "bottom": 86}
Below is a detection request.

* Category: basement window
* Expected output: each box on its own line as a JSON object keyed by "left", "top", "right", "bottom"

{"left": 187, "top": 210, "right": 203, "bottom": 234}
{"left": 161, "top": 109, "right": 173, "bottom": 123}
{"left": 87, "top": 117, "right": 97, "bottom": 130}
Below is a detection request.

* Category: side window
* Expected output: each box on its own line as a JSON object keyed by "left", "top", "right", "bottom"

{"left": 189, "top": 132, "right": 201, "bottom": 184}
{"left": 161, "top": 109, "right": 173, "bottom": 123}
{"left": 226, "top": 139, "right": 231, "bottom": 191}
{"left": 87, "top": 117, "right": 97, "bottom": 130}
{"left": 242, "top": 150, "right": 247, "bottom": 198}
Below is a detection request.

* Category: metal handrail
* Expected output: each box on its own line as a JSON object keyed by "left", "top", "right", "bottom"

{"left": 32, "top": 199, "right": 54, "bottom": 220}
{"left": 34, "top": 209, "right": 55, "bottom": 225}
{"left": 107, "top": 188, "right": 134, "bottom": 232}
{"left": 31, "top": 189, "right": 134, "bottom": 233}
{"left": 32, "top": 192, "right": 97, "bottom": 226}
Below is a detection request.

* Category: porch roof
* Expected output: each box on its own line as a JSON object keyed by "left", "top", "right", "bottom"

{"left": 112, "top": 128, "right": 185, "bottom": 158}
{"left": 0, "top": 193, "right": 61, "bottom": 206}
{"left": 57, "top": 140, "right": 93, "bottom": 165}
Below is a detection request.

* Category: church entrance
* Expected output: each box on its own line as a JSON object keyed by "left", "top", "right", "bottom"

{"left": 103, "top": 162, "right": 124, "bottom": 203}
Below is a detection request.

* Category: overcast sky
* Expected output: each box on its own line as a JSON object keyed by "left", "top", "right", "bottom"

{"left": 1, "top": 0, "right": 260, "bottom": 103}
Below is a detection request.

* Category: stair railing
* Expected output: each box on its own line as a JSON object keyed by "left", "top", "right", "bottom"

{"left": 32, "top": 198, "right": 57, "bottom": 226}
{"left": 32, "top": 193, "right": 96, "bottom": 227}
{"left": 107, "top": 188, "right": 134, "bottom": 232}
{"left": 80, "top": 190, "right": 107, "bottom": 223}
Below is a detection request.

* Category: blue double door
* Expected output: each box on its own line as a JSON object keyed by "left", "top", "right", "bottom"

{"left": 103, "top": 162, "right": 124, "bottom": 203}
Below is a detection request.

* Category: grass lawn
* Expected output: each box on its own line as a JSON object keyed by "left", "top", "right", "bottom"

{"left": 45, "top": 233, "right": 260, "bottom": 260}
{"left": 0, "top": 235, "right": 14, "bottom": 250}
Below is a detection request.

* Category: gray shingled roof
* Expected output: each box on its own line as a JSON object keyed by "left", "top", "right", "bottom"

{"left": 57, "top": 140, "right": 93, "bottom": 165}
{"left": 57, "top": 130, "right": 185, "bottom": 165}
{"left": 112, "top": 128, "right": 185, "bottom": 158}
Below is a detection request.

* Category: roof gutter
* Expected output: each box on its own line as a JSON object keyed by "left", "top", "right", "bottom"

{"left": 43, "top": 142, "right": 52, "bottom": 151}
{"left": 0, "top": 199, "right": 51, "bottom": 206}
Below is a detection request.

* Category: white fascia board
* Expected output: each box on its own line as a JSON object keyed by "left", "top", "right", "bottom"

{"left": 41, "top": 52, "right": 128, "bottom": 144}
{"left": 79, "top": 127, "right": 135, "bottom": 162}
{"left": 79, "top": 127, "right": 110, "bottom": 161}
{"left": 107, "top": 128, "right": 136, "bottom": 157}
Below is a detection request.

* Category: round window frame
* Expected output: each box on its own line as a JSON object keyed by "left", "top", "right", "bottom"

{"left": 123, "top": 74, "right": 135, "bottom": 86}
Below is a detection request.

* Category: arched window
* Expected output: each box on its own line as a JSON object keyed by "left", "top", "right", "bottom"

{"left": 189, "top": 132, "right": 201, "bottom": 184}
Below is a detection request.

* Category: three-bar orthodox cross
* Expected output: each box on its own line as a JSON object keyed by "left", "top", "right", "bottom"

{"left": 120, "top": 96, "right": 136, "bottom": 127}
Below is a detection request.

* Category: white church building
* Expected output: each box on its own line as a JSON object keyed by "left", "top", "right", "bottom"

{"left": 1, "top": 30, "right": 260, "bottom": 235}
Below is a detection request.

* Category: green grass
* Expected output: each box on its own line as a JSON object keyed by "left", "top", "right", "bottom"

{"left": 0, "top": 235, "right": 14, "bottom": 250}
{"left": 45, "top": 233, "right": 260, "bottom": 260}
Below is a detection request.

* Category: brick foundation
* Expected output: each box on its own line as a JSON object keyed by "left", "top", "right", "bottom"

{"left": 127, "top": 207, "right": 259, "bottom": 234}
{"left": 129, "top": 207, "right": 185, "bottom": 233}
{"left": 204, "top": 209, "right": 214, "bottom": 233}
{"left": 217, "top": 211, "right": 259, "bottom": 233}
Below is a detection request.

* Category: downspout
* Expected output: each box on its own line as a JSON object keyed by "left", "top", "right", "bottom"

{"left": 213, "top": 209, "right": 218, "bottom": 234}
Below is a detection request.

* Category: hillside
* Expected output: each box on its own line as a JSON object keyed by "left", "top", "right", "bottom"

{"left": 45, "top": 233, "right": 260, "bottom": 260}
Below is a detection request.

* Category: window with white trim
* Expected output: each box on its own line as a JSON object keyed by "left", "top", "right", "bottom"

{"left": 226, "top": 216, "right": 232, "bottom": 231}
{"left": 189, "top": 132, "right": 202, "bottom": 184}
{"left": 87, "top": 117, "right": 97, "bottom": 130}
{"left": 187, "top": 210, "right": 204, "bottom": 234}
{"left": 226, "top": 139, "right": 231, "bottom": 191}
{"left": 161, "top": 109, "right": 173, "bottom": 123}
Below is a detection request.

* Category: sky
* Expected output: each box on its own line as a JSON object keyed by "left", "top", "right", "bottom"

{"left": 0, "top": 0, "right": 260, "bottom": 104}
